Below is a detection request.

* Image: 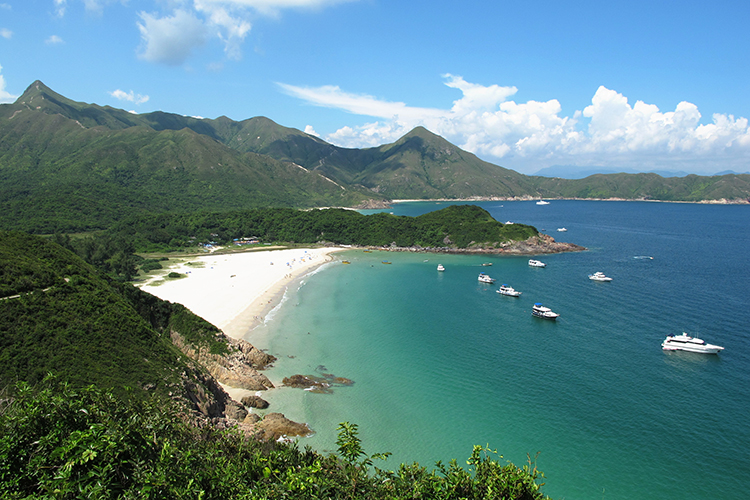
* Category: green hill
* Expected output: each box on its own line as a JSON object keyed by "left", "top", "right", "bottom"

{"left": 0, "top": 230, "right": 233, "bottom": 403}
{"left": 1, "top": 81, "right": 747, "bottom": 234}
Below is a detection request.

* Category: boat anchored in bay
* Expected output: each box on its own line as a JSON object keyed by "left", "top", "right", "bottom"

{"left": 497, "top": 284, "right": 522, "bottom": 297}
{"left": 662, "top": 333, "right": 724, "bottom": 354}
{"left": 532, "top": 303, "right": 560, "bottom": 320}
{"left": 528, "top": 259, "right": 546, "bottom": 268}
{"left": 589, "top": 272, "right": 613, "bottom": 282}
{"left": 478, "top": 273, "right": 496, "bottom": 284}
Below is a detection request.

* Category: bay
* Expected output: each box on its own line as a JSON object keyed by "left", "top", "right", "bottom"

{"left": 249, "top": 200, "right": 750, "bottom": 499}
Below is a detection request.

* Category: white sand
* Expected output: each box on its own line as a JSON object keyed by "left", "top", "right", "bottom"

{"left": 138, "top": 247, "right": 344, "bottom": 339}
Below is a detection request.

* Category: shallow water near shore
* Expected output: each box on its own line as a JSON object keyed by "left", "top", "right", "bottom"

{"left": 248, "top": 200, "right": 750, "bottom": 499}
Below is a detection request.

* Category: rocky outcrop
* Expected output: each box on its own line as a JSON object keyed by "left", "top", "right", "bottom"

{"left": 255, "top": 413, "right": 313, "bottom": 441}
{"left": 241, "top": 395, "right": 270, "bottom": 409}
{"left": 494, "top": 233, "right": 587, "bottom": 254}
{"left": 170, "top": 331, "right": 276, "bottom": 391}
{"left": 363, "top": 233, "right": 586, "bottom": 255}
{"left": 282, "top": 373, "right": 354, "bottom": 394}
{"left": 354, "top": 199, "right": 392, "bottom": 209}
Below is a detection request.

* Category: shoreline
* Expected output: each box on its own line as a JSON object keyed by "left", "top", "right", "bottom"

{"left": 386, "top": 196, "right": 749, "bottom": 205}
{"left": 138, "top": 246, "right": 345, "bottom": 340}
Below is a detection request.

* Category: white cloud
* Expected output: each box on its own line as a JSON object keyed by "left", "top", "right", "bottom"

{"left": 0, "top": 64, "right": 18, "bottom": 103}
{"left": 109, "top": 89, "right": 150, "bottom": 105}
{"left": 53, "top": 0, "right": 66, "bottom": 17}
{"left": 280, "top": 75, "right": 750, "bottom": 173}
{"left": 304, "top": 125, "right": 319, "bottom": 137}
{"left": 1, "top": 28, "right": 11, "bottom": 39}
{"left": 193, "top": 1, "right": 252, "bottom": 60}
{"left": 137, "top": 9, "right": 208, "bottom": 65}
{"left": 45, "top": 35, "right": 64, "bottom": 44}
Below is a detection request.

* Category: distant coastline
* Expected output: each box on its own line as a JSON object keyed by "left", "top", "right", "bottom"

{"left": 387, "top": 196, "right": 750, "bottom": 205}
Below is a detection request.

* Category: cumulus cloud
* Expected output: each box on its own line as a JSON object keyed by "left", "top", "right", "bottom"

{"left": 0, "top": 64, "right": 18, "bottom": 103}
{"left": 1, "top": 28, "right": 11, "bottom": 39}
{"left": 137, "top": 9, "right": 208, "bottom": 65}
{"left": 304, "top": 125, "right": 319, "bottom": 137}
{"left": 279, "top": 75, "right": 750, "bottom": 173}
{"left": 109, "top": 89, "right": 150, "bottom": 105}
{"left": 45, "top": 35, "right": 64, "bottom": 44}
{"left": 132, "top": 0, "right": 354, "bottom": 65}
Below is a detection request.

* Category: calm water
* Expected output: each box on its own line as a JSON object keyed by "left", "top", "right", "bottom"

{"left": 249, "top": 200, "right": 750, "bottom": 499}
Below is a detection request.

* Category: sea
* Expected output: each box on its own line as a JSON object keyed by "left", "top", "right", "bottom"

{"left": 248, "top": 200, "right": 750, "bottom": 499}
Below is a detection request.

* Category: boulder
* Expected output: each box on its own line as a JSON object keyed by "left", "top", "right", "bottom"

{"left": 256, "top": 413, "right": 312, "bottom": 441}
{"left": 241, "top": 395, "right": 270, "bottom": 409}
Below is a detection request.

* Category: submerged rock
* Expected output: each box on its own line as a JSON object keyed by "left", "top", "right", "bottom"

{"left": 282, "top": 373, "right": 354, "bottom": 394}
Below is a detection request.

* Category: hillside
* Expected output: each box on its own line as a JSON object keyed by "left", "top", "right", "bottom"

{"left": 0, "top": 231, "right": 270, "bottom": 425}
{"left": 0, "top": 82, "right": 381, "bottom": 233}
{"left": 1, "top": 81, "right": 747, "bottom": 234}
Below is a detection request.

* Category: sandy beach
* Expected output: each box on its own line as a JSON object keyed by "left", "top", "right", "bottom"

{"left": 138, "top": 247, "right": 344, "bottom": 339}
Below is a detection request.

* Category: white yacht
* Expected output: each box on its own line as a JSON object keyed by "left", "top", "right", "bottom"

{"left": 536, "top": 200, "right": 550, "bottom": 205}
{"left": 589, "top": 272, "right": 613, "bottom": 282}
{"left": 478, "top": 273, "right": 496, "bottom": 284}
{"left": 528, "top": 259, "right": 546, "bottom": 268}
{"left": 437, "top": 264, "right": 445, "bottom": 272}
{"left": 532, "top": 303, "right": 559, "bottom": 320}
{"left": 557, "top": 227, "right": 567, "bottom": 232}
{"left": 662, "top": 333, "right": 724, "bottom": 354}
{"left": 497, "top": 284, "right": 522, "bottom": 297}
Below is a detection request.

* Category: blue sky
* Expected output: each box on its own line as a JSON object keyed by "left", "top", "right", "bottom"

{"left": 1, "top": 0, "right": 749, "bottom": 175}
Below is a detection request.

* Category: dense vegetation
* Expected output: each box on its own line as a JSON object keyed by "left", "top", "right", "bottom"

{"left": 103, "top": 205, "right": 538, "bottom": 253}
{"left": 2, "top": 81, "right": 747, "bottom": 234}
{"left": 0, "top": 376, "right": 551, "bottom": 499}
{"left": 0, "top": 231, "right": 227, "bottom": 395}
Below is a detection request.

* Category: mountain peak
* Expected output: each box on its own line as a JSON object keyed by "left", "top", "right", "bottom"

{"left": 16, "top": 80, "right": 79, "bottom": 111}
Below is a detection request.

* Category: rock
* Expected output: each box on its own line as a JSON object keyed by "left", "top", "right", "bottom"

{"left": 282, "top": 373, "right": 354, "bottom": 394}
{"left": 241, "top": 395, "right": 270, "bottom": 409}
{"left": 170, "top": 331, "right": 275, "bottom": 391}
{"left": 244, "top": 413, "right": 261, "bottom": 424}
{"left": 224, "top": 400, "right": 248, "bottom": 422}
{"left": 256, "top": 413, "right": 313, "bottom": 441}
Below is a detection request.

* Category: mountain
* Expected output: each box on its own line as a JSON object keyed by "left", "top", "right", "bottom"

{"left": 1, "top": 81, "right": 748, "bottom": 233}
{"left": 0, "top": 82, "right": 381, "bottom": 233}
{"left": 533, "top": 165, "right": 693, "bottom": 179}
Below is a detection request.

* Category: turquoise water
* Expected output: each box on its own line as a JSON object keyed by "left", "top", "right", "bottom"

{"left": 249, "top": 200, "right": 750, "bottom": 499}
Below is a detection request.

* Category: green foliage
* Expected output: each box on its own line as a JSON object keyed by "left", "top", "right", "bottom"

{"left": 0, "top": 378, "right": 552, "bottom": 499}
{"left": 0, "top": 232, "right": 234, "bottom": 396}
{"left": 92, "top": 205, "right": 537, "bottom": 254}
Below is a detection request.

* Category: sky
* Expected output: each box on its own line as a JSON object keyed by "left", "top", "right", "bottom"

{"left": 1, "top": 0, "right": 749, "bottom": 176}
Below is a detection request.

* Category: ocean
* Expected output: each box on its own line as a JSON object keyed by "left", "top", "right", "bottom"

{"left": 249, "top": 200, "right": 750, "bottom": 499}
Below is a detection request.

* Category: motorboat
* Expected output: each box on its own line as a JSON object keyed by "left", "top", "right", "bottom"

{"left": 528, "top": 259, "right": 546, "bottom": 268}
{"left": 557, "top": 228, "right": 567, "bottom": 232}
{"left": 662, "top": 333, "right": 724, "bottom": 354}
{"left": 342, "top": 260, "right": 351, "bottom": 264}
{"left": 536, "top": 200, "right": 550, "bottom": 205}
{"left": 437, "top": 264, "right": 445, "bottom": 272}
{"left": 497, "top": 284, "right": 521, "bottom": 297}
{"left": 588, "top": 271, "right": 612, "bottom": 282}
{"left": 532, "top": 303, "right": 559, "bottom": 320}
{"left": 478, "top": 273, "right": 496, "bottom": 284}
{"left": 482, "top": 262, "right": 493, "bottom": 266}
